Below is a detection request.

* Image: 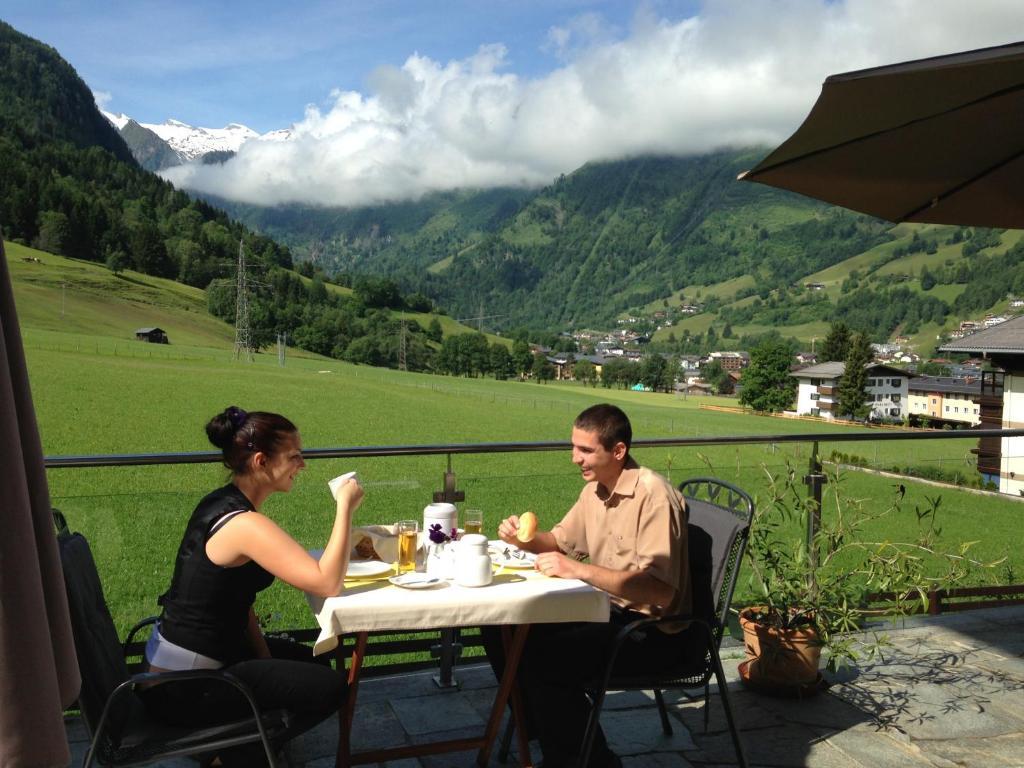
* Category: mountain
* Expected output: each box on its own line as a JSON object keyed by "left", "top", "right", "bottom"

{"left": 0, "top": 21, "right": 133, "bottom": 163}
{"left": 216, "top": 152, "right": 893, "bottom": 330}
{"left": 102, "top": 110, "right": 277, "bottom": 168}
{"left": 118, "top": 119, "right": 181, "bottom": 171}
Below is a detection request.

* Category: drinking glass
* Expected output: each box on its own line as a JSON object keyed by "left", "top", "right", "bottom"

{"left": 463, "top": 509, "right": 484, "bottom": 536}
{"left": 397, "top": 520, "right": 419, "bottom": 573}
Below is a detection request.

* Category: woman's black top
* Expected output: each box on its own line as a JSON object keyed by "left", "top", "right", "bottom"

{"left": 158, "top": 484, "right": 275, "bottom": 663}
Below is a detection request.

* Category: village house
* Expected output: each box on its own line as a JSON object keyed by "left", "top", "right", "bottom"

{"left": 906, "top": 376, "right": 983, "bottom": 427}
{"left": 791, "top": 361, "right": 912, "bottom": 421}
{"left": 706, "top": 351, "right": 750, "bottom": 371}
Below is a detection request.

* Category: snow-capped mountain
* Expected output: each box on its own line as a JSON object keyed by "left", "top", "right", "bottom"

{"left": 149, "top": 118, "right": 259, "bottom": 161}
{"left": 101, "top": 110, "right": 277, "bottom": 166}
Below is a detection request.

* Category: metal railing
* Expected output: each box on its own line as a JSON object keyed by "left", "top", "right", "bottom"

{"left": 48, "top": 426, "right": 1024, "bottom": 685}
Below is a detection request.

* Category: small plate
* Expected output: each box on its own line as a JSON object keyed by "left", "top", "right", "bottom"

{"left": 347, "top": 560, "right": 393, "bottom": 578}
{"left": 488, "top": 543, "right": 537, "bottom": 569}
{"left": 389, "top": 573, "right": 444, "bottom": 589}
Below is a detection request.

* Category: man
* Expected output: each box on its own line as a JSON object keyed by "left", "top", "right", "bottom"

{"left": 484, "top": 403, "right": 703, "bottom": 768}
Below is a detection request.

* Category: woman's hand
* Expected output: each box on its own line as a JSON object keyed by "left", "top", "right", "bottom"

{"left": 335, "top": 478, "right": 364, "bottom": 513}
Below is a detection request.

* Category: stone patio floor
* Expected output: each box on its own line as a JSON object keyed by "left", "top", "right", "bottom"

{"left": 66, "top": 605, "right": 1024, "bottom": 767}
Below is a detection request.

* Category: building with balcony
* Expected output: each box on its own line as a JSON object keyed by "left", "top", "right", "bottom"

{"left": 706, "top": 351, "right": 750, "bottom": 371}
{"left": 941, "top": 316, "right": 1024, "bottom": 494}
{"left": 792, "top": 362, "right": 911, "bottom": 421}
{"left": 906, "top": 376, "right": 984, "bottom": 427}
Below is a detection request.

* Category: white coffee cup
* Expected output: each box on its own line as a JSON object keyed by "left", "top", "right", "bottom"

{"left": 455, "top": 533, "right": 493, "bottom": 587}
{"left": 328, "top": 471, "right": 358, "bottom": 500}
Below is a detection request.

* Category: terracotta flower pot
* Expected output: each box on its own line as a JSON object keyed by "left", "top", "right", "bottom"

{"left": 738, "top": 607, "right": 822, "bottom": 691}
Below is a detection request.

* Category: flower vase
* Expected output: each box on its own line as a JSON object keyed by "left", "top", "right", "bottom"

{"left": 425, "top": 542, "right": 455, "bottom": 579}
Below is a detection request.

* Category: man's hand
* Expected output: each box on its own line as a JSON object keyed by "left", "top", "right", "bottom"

{"left": 496, "top": 514, "right": 522, "bottom": 546}
{"left": 535, "top": 551, "right": 583, "bottom": 580}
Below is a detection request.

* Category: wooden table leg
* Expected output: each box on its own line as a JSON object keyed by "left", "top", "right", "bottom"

{"left": 335, "top": 632, "right": 368, "bottom": 768}
{"left": 477, "top": 624, "right": 532, "bottom": 768}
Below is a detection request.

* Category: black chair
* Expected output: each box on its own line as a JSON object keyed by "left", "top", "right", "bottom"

{"left": 576, "top": 477, "right": 753, "bottom": 768}
{"left": 55, "top": 511, "right": 292, "bottom": 767}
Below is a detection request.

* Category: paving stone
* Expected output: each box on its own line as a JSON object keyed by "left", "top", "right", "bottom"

{"left": 689, "top": 721, "right": 822, "bottom": 766}
{"left": 670, "top": 690, "right": 782, "bottom": 734}
{"left": 622, "top": 752, "right": 694, "bottom": 767}
{"left": 454, "top": 662, "right": 499, "bottom": 691}
{"left": 750, "top": 690, "right": 879, "bottom": 731}
{"left": 417, "top": 747, "right": 482, "bottom": 767}
{"left": 59, "top": 606, "right": 1024, "bottom": 768}
{"left": 391, "top": 692, "right": 484, "bottom": 736}
{"left": 914, "top": 732, "right": 1024, "bottom": 768}
{"left": 816, "top": 723, "right": 937, "bottom": 768}
{"left": 287, "top": 718, "right": 339, "bottom": 763}
{"left": 357, "top": 670, "right": 463, "bottom": 705}
{"left": 350, "top": 700, "right": 409, "bottom": 751}
{"left": 602, "top": 688, "right": 661, "bottom": 710}
{"left": 601, "top": 706, "right": 698, "bottom": 753}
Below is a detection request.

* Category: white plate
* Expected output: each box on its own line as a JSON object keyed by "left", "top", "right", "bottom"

{"left": 346, "top": 560, "right": 393, "bottom": 578}
{"left": 488, "top": 542, "right": 537, "bottom": 569}
{"left": 389, "top": 573, "right": 445, "bottom": 589}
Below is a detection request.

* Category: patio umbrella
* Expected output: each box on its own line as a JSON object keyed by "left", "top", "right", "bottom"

{"left": 739, "top": 41, "right": 1024, "bottom": 229}
{"left": 0, "top": 239, "right": 80, "bottom": 767}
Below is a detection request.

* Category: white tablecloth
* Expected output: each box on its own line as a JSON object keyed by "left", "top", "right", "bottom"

{"left": 307, "top": 569, "right": 611, "bottom": 656}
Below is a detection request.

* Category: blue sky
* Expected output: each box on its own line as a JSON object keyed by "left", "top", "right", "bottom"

{"left": 4, "top": 0, "right": 690, "bottom": 133}
{"left": 4, "top": 1, "right": 1022, "bottom": 207}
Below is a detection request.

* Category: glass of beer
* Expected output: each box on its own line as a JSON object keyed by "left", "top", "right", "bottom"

{"left": 463, "top": 509, "right": 483, "bottom": 535}
{"left": 397, "top": 520, "right": 418, "bottom": 573}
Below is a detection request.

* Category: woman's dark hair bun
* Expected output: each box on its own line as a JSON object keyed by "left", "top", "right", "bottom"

{"left": 206, "top": 405, "right": 247, "bottom": 450}
{"left": 205, "top": 407, "right": 296, "bottom": 474}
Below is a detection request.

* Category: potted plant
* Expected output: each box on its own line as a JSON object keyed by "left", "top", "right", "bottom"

{"left": 738, "top": 462, "right": 996, "bottom": 695}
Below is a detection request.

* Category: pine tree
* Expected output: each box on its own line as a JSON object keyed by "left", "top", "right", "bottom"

{"left": 820, "top": 321, "right": 852, "bottom": 362}
{"left": 837, "top": 333, "right": 873, "bottom": 420}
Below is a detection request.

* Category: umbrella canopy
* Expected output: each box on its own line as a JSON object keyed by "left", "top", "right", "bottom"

{"left": 0, "top": 239, "right": 80, "bottom": 767}
{"left": 739, "top": 41, "right": 1024, "bottom": 229}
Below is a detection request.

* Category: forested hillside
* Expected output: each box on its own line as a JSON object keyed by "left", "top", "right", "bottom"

{"left": 0, "top": 21, "right": 450, "bottom": 370}
{"left": 220, "top": 151, "right": 895, "bottom": 329}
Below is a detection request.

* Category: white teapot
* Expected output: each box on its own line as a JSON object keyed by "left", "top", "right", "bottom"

{"left": 455, "top": 533, "right": 493, "bottom": 587}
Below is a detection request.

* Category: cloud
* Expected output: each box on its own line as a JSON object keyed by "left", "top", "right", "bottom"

{"left": 92, "top": 90, "right": 113, "bottom": 109}
{"left": 162, "top": 0, "right": 1024, "bottom": 208}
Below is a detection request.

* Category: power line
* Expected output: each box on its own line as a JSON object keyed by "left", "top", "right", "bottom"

{"left": 398, "top": 313, "right": 408, "bottom": 371}
{"left": 234, "top": 238, "right": 253, "bottom": 362}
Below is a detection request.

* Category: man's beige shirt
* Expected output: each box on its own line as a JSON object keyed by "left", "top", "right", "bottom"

{"left": 552, "top": 458, "right": 691, "bottom": 622}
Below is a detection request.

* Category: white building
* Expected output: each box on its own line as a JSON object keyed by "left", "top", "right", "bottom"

{"left": 906, "top": 376, "right": 982, "bottom": 427}
{"left": 942, "top": 316, "right": 1024, "bottom": 495}
{"left": 792, "top": 362, "right": 911, "bottom": 421}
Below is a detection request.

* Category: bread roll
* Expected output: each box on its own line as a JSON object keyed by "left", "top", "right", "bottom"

{"left": 354, "top": 535, "right": 379, "bottom": 560}
{"left": 517, "top": 511, "right": 537, "bottom": 543}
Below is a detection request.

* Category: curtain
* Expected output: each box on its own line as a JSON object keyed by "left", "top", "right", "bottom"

{"left": 0, "top": 239, "right": 80, "bottom": 767}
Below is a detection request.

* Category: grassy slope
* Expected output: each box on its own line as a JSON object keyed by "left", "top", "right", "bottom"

{"left": 653, "top": 225, "right": 1023, "bottom": 348}
{"left": 7, "top": 242, "right": 496, "bottom": 352}
{"left": 10, "top": 244, "right": 1020, "bottom": 635}
{"left": 26, "top": 338, "right": 1021, "bottom": 633}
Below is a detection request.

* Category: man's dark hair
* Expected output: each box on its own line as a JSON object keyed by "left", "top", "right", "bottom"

{"left": 574, "top": 403, "right": 632, "bottom": 452}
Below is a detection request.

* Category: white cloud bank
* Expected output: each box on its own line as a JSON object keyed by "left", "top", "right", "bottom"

{"left": 162, "top": 0, "right": 1024, "bottom": 208}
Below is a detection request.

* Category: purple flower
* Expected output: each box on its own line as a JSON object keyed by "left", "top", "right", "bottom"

{"left": 428, "top": 523, "right": 451, "bottom": 544}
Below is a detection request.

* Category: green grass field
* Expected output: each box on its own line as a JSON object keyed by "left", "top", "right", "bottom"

{"left": 10, "top": 243, "right": 1022, "bottom": 641}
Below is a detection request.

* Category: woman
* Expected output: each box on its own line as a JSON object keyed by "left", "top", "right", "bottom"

{"left": 142, "top": 406, "right": 359, "bottom": 766}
